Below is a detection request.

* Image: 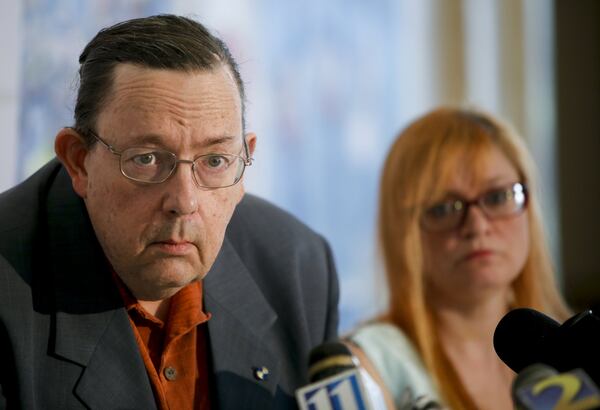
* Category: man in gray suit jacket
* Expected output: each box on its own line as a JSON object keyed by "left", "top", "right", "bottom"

{"left": 0, "top": 15, "right": 339, "bottom": 409}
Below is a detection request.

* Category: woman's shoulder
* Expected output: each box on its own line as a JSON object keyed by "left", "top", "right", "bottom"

{"left": 348, "top": 321, "right": 442, "bottom": 409}
{"left": 349, "top": 322, "right": 424, "bottom": 379}
{"left": 351, "top": 322, "right": 415, "bottom": 351}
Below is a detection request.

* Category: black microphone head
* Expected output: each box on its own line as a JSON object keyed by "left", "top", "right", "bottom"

{"left": 562, "top": 309, "right": 594, "bottom": 328}
{"left": 552, "top": 309, "right": 600, "bottom": 380}
{"left": 308, "top": 341, "right": 356, "bottom": 383}
{"left": 494, "top": 308, "right": 560, "bottom": 373}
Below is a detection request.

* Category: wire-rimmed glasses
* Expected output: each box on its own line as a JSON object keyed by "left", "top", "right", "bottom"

{"left": 88, "top": 130, "right": 253, "bottom": 189}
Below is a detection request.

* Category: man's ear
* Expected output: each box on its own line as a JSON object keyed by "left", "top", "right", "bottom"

{"left": 54, "top": 127, "right": 90, "bottom": 198}
{"left": 236, "top": 132, "right": 257, "bottom": 202}
{"left": 245, "top": 132, "right": 257, "bottom": 157}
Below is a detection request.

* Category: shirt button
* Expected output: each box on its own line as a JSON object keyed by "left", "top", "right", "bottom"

{"left": 164, "top": 366, "right": 177, "bottom": 381}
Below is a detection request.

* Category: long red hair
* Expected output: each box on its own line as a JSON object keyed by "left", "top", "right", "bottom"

{"left": 378, "top": 107, "right": 570, "bottom": 409}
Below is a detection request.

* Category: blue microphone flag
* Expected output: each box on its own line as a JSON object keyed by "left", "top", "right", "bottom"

{"left": 296, "top": 368, "right": 372, "bottom": 410}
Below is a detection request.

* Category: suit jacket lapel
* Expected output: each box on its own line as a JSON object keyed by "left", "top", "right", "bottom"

{"left": 46, "top": 167, "right": 156, "bottom": 409}
{"left": 45, "top": 165, "right": 282, "bottom": 408}
{"left": 54, "top": 309, "right": 156, "bottom": 409}
{"left": 204, "top": 238, "right": 280, "bottom": 409}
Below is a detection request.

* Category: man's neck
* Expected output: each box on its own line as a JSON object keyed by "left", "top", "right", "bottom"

{"left": 139, "top": 298, "right": 172, "bottom": 322}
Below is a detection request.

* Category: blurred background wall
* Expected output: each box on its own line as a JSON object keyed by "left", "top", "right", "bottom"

{"left": 0, "top": 0, "right": 597, "bottom": 331}
{"left": 555, "top": 1, "right": 600, "bottom": 313}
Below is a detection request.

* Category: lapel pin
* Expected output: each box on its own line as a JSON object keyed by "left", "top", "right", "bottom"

{"left": 253, "top": 366, "right": 269, "bottom": 381}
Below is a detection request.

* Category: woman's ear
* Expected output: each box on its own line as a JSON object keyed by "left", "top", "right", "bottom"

{"left": 54, "top": 127, "right": 90, "bottom": 198}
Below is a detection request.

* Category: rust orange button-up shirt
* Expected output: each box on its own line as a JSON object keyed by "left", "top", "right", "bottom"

{"left": 114, "top": 276, "right": 212, "bottom": 410}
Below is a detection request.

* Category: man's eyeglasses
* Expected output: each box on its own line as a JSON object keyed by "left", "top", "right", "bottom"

{"left": 421, "top": 182, "right": 528, "bottom": 232}
{"left": 88, "top": 130, "right": 253, "bottom": 189}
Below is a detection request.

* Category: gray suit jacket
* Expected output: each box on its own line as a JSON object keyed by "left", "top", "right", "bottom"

{"left": 0, "top": 160, "right": 339, "bottom": 409}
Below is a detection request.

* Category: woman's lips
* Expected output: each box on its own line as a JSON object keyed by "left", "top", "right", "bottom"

{"left": 463, "top": 249, "right": 494, "bottom": 261}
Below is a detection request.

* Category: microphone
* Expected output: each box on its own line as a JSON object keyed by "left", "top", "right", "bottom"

{"left": 511, "top": 364, "right": 600, "bottom": 409}
{"left": 494, "top": 308, "right": 600, "bottom": 383}
{"left": 494, "top": 308, "right": 560, "bottom": 374}
{"left": 512, "top": 363, "right": 558, "bottom": 409}
{"left": 296, "top": 341, "right": 385, "bottom": 410}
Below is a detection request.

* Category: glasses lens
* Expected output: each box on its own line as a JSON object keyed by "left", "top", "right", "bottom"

{"left": 120, "top": 148, "right": 176, "bottom": 183}
{"left": 422, "top": 200, "right": 465, "bottom": 232}
{"left": 193, "top": 154, "right": 245, "bottom": 188}
{"left": 481, "top": 183, "right": 527, "bottom": 218}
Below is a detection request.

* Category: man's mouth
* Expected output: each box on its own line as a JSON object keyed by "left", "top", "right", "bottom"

{"left": 151, "top": 240, "right": 195, "bottom": 255}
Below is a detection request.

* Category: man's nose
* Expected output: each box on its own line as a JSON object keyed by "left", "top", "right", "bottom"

{"left": 161, "top": 161, "right": 199, "bottom": 216}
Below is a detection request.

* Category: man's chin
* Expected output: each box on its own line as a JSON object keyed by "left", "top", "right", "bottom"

{"left": 128, "top": 263, "right": 203, "bottom": 299}
{"left": 158, "top": 269, "right": 200, "bottom": 289}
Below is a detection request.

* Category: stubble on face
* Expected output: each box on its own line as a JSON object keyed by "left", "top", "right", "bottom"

{"left": 83, "top": 64, "right": 246, "bottom": 301}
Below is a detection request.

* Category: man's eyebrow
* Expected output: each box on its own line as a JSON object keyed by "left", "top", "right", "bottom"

{"left": 198, "top": 135, "right": 238, "bottom": 149}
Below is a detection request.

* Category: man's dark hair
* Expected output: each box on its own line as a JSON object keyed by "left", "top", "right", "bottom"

{"left": 74, "top": 14, "right": 246, "bottom": 144}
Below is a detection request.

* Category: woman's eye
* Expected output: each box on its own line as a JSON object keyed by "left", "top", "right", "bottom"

{"left": 427, "top": 202, "right": 456, "bottom": 219}
{"left": 485, "top": 190, "right": 510, "bottom": 206}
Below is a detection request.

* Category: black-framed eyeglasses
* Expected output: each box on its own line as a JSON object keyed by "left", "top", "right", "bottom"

{"left": 87, "top": 130, "right": 253, "bottom": 189}
{"left": 421, "top": 182, "right": 528, "bottom": 232}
